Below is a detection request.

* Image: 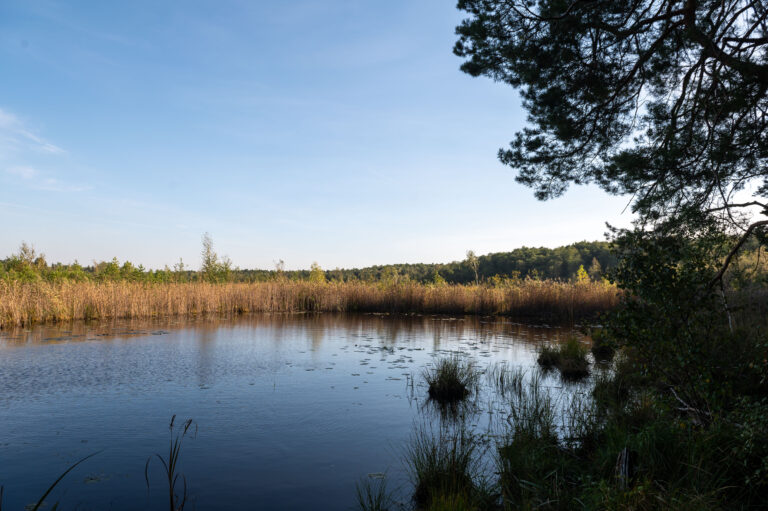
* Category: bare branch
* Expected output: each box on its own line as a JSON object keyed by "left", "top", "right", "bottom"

{"left": 710, "top": 220, "right": 768, "bottom": 289}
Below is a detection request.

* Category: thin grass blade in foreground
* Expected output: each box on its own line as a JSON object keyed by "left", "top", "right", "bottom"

{"left": 145, "top": 415, "right": 197, "bottom": 511}
{"left": 29, "top": 451, "right": 101, "bottom": 511}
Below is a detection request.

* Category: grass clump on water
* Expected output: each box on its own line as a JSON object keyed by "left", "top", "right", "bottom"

{"left": 405, "top": 426, "right": 493, "bottom": 510}
{"left": 355, "top": 476, "right": 392, "bottom": 511}
{"left": 423, "top": 356, "right": 480, "bottom": 402}
{"left": 588, "top": 327, "right": 616, "bottom": 361}
{"left": 496, "top": 373, "right": 587, "bottom": 509}
{"left": 536, "top": 337, "right": 590, "bottom": 379}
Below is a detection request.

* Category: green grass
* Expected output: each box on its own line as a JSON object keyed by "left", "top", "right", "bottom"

{"left": 404, "top": 426, "right": 491, "bottom": 509}
{"left": 423, "top": 356, "right": 480, "bottom": 402}
{"left": 536, "top": 338, "right": 590, "bottom": 380}
{"left": 355, "top": 476, "right": 391, "bottom": 511}
{"left": 496, "top": 373, "right": 582, "bottom": 509}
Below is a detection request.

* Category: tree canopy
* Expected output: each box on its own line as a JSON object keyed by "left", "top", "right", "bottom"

{"left": 455, "top": 0, "right": 767, "bottom": 234}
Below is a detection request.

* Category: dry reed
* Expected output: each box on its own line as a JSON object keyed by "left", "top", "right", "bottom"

{"left": 0, "top": 280, "right": 619, "bottom": 329}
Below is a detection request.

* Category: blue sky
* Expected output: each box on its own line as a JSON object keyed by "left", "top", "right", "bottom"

{"left": 0, "top": 0, "right": 631, "bottom": 270}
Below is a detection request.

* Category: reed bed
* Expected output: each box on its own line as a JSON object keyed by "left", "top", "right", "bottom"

{"left": 0, "top": 279, "right": 619, "bottom": 329}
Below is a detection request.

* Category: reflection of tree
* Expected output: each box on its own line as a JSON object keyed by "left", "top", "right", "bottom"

{"left": 309, "top": 316, "right": 325, "bottom": 352}
{"left": 195, "top": 323, "right": 217, "bottom": 388}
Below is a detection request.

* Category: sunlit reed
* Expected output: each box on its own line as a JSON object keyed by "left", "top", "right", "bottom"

{"left": 0, "top": 280, "right": 619, "bottom": 329}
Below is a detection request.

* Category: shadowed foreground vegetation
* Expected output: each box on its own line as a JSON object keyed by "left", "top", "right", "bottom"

{"left": 364, "top": 344, "right": 768, "bottom": 511}
{"left": 0, "top": 279, "right": 619, "bottom": 329}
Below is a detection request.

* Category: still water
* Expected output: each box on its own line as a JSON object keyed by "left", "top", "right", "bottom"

{"left": 0, "top": 313, "right": 577, "bottom": 510}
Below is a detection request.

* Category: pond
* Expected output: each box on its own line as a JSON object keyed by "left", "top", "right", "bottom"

{"left": 0, "top": 313, "right": 583, "bottom": 510}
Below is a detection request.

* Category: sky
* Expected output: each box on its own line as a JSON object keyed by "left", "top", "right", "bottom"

{"left": 0, "top": 0, "right": 633, "bottom": 270}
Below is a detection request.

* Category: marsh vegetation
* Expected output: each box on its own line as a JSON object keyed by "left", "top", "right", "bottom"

{"left": 423, "top": 356, "right": 480, "bottom": 402}
{"left": 0, "top": 279, "right": 618, "bottom": 329}
{"left": 536, "top": 338, "right": 591, "bottom": 380}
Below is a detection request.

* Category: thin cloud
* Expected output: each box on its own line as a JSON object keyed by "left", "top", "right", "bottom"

{"left": 5, "top": 166, "right": 91, "bottom": 192}
{"left": 1, "top": 108, "right": 90, "bottom": 193}
{"left": 0, "top": 107, "right": 65, "bottom": 155}
{"left": 6, "top": 165, "right": 39, "bottom": 179}
{"left": 36, "top": 177, "right": 91, "bottom": 193}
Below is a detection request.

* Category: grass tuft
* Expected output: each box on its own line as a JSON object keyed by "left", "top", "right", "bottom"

{"left": 405, "top": 426, "right": 485, "bottom": 509}
{"left": 355, "top": 476, "right": 391, "bottom": 511}
{"left": 423, "top": 356, "right": 480, "bottom": 402}
{"left": 536, "top": 337, "right": 590, "bottom": 380}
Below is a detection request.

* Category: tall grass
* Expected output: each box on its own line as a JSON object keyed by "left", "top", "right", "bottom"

{"left": 404, "top": 426, "right": 491, "bottom": 509}
{"left": 0, "top": 279, "right": 619, "bottom": 329}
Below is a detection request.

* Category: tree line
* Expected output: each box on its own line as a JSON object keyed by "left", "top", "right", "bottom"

{"left": 0, "top": 239, "right": 615, "bottom": 285}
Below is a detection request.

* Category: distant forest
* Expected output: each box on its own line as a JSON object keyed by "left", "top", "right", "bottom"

{"left": 0, "top": 240, "right": 615, "bottom": 284}
{"left": 263, "top": 241, "right": 614, "bottom": 284}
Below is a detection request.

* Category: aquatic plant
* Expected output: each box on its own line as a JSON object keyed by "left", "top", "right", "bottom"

{"left": 536, "top": 338, "right": 590, "bottom": 380}
{"left": 423, "top": 356, "right": 480, "bottom": 402}
{"left": 355, "top": 476, "right": 391, "bottom": 511}
{"left": 535, "top": 344, "right": 560, "bottom": 369}
{"left": 404, "top": 425, "right": 487, "bottom": 509}
{"left": 0, "top": 279, "right": 620, "bottom": 329}
{"left": 486, "top": 363, "right": 525, "bottom": 398}
{"left": 145, "top": 415, "right": 197, "bottom": 511}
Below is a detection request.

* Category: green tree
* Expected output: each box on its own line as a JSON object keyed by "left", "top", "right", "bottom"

{"left": 309, "top": 262, "right": 326, "bottom": 283}
{"left": 455, "top": 1, "right": 767, "bottom": 246}
{"left": 432, "top": 268, "right": 446, "bottom": 286}
{"left": 173, "top": 257, "right": 187, "bottom": 283}
{"left": 199, "top": 233, "right": 233, "bottom": 283}
{"left": 575, "top": 264, "right": 590, "bottom": 284}
{"left": 380, "top": 266, "right": 399, "bottom": 285}
{"left": 17, "top": 242, "right": 36, "bottom": 266}
{"left": 455, "top": 2, "right": 768, "bottom": 501}
{"left": 465, "top": 250, "right": 479, "bottom": 284}
{"left": 588, "top": 257, "right": 603, "bottom": 281}
{"left": 274, "top": 259, "right": 286, "bottom": 281}
{"left": 200, "top": 232, "right": 219, "bottom": 282}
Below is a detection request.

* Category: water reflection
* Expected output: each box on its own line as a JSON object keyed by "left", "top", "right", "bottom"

{"left": 0, "top": 313, "right": 578, "bottom": 511}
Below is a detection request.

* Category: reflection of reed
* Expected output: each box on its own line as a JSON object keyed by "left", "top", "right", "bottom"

{"left": 2, "top": 312, "right": 578, "bottom": 353}
{"left": 0, "top": 280, "right": 619, "bottom": 329}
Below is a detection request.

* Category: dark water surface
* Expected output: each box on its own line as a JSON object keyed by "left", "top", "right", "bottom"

{"left": 0, "top": 313, "right": 574, "bottom": 510}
